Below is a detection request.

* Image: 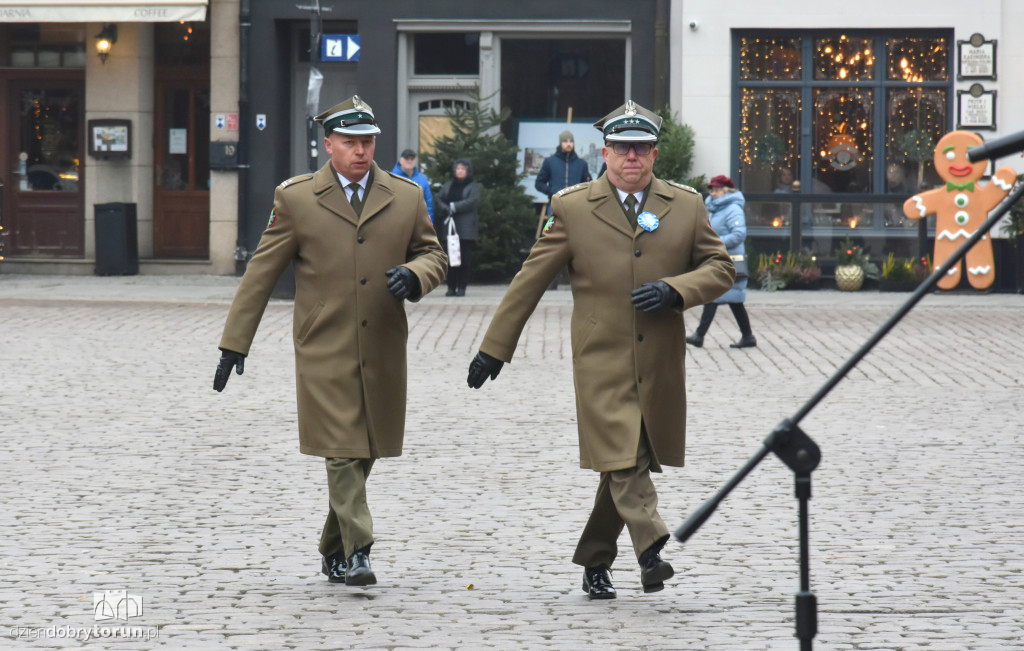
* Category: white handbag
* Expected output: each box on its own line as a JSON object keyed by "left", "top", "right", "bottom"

{"left": 446, "top": 217, "right": 462, "bottom": 267}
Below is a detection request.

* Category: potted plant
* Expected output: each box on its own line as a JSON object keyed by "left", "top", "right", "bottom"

{"left": 879, "top": 253, "right": 931, "bottom": 292}
{"left": 833, "top": 237, "right": 880, "bottom": 291}
{"left": 756, "top": 251, "right": 821, "bottom": 291}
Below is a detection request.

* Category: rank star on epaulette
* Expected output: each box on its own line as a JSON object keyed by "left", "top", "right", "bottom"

{"left": 556, "top": 182, "right": 588, "bottom": 197}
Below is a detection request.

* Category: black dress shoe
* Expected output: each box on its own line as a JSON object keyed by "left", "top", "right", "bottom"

{"left": 456, "top": 287, "right": 466, "bottom": 297}
{"left": 685, "top": 333, "right": 704, "bottom": 347}
{"left": 582, "top": 566, "right": 616, "bottom": 600}
{"left": 445, "top": 288, "right": 457, "bottom": 297}
{"left": 639, "top": 549, "right": 674, "bottom": 593}
{"left": 345, "top": 549, "right": 376, "bottom": 586}
{"left": 321, "top": 552, "right": 345, "bottom": 583}
{"left": 729, "top": 334, "right": 757, "bottom": 348}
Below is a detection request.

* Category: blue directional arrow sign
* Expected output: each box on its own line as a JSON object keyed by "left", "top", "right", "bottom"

{"left": 322, "top": 34, "right": 361, "bottom": 62}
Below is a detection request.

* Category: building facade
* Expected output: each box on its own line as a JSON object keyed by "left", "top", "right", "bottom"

{"left": 671, "top": 0, "right": 1024, "bottom": 285}
{"left": 2, "top": 0, "right": 1022, "bottom": 288}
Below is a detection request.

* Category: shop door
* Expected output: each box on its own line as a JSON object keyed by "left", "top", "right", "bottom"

{"left": 4, "top": 82, "right": 84, "bottom": 256}
{"left": 153, "top": 73, "right": 209, "bottom": 258}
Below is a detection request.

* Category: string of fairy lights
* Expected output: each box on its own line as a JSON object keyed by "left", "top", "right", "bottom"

{"left": 738, "top": 35, "right": 949, "bottom": 200}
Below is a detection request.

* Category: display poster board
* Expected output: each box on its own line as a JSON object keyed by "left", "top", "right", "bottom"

{"left": 87, "top": 119, "right": 131, "bottom": 159}
{"left": 515, "top": 120, "right": 604, "bottom": 203}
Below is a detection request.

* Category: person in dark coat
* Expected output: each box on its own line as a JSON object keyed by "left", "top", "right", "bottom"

{"left": 535, "top": 130, "right": 592, "bottom": 215}
{"left": 436, "top": 158, "right": 482, "bottom": 296}
{"left": 212, "top": 95, "right": 447, "bottom": 588}
{"left": 467, "top": 100, "right": 734, "bottom": 600}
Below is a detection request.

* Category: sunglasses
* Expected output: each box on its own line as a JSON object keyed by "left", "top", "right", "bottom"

{"left": 609, "top": 142, "right": 654, "bottom": 156}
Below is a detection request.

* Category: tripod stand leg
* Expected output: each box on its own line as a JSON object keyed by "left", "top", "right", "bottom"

{"left": 796, "top": 475, "right": 817, "bottom": 650}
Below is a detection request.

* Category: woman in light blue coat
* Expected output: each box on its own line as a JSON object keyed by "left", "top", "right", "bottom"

{"left": 686, "top": 175, "right": 757, "bottom": 348}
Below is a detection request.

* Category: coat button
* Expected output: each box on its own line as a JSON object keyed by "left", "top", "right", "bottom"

{"left": 634, "top": 249, "right": 642, "bottom": 257}
{"left": 362, "top": 320, "right": 367, "bottom": 327}
{"left": 360, "top": 277, "right": 367, "bottom": 285}
{"left": 638, "top": 376, "right": 643, "bottom": 384}
{"left": 637, "top": 334, "right": 644, "bottom": 341}
{"left": 357, "top": 236, "right": 365, "bottom": 244}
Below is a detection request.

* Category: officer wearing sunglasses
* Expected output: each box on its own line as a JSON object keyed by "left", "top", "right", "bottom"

{"left": 467, "top": 100, "right": 735, "bottom": 600}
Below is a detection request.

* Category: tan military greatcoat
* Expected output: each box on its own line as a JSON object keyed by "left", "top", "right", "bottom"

{"left": 480, "top": 176, "right": 734, "bottom": 471}
{"left": 220, "top": 161, "right": 447, "bottom": 459}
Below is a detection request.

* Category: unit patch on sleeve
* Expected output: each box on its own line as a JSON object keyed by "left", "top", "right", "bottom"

{"left": 267, "top": 208, "right": 277, "bottom": 229}
{"left": 542, "top": 216, "right": 556, "bottom": 235}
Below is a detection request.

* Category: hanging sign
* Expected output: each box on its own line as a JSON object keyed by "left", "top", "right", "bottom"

{"left": 322, "top": 34, "right": 361, "bottom": 61}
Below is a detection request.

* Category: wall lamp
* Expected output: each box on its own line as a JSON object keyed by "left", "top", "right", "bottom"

{"left": 95, "top": 24, "right": 118, "bottom": 64}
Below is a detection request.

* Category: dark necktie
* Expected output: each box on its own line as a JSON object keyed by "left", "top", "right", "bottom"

{"left": 624, "top": 194, "right": 638, "bottom": 230}
{"left": 348, "top": 182, "right": 363, "bottom": 217}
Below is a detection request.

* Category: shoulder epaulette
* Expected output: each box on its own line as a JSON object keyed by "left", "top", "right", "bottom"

{"left": 556, "top": 181, "right": 590, "bottom": 197}
{"left": 666, "top": 180, "right": 698, "bottom": 194}
{"left": 279, "top": 173, "right": 314, "bottom": 189}
{"left": 387, "top": 171, "right": 421, "bottom": 187}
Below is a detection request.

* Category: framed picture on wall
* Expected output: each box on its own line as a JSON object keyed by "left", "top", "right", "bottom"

{"left": 88, "top": 119, "right": 132, "bottom": 159}
{"left": 514, "top": 120, "right": 603, "bottom": 203}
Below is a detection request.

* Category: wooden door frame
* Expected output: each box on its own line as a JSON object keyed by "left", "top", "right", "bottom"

{"left": 2, "top": 70, "right": 85, "bottom": 257}
{"left": 153, "top": 66, "right": 210, "bottom": 258}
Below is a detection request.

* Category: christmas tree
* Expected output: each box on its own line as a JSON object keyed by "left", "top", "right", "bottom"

{"left": 422, "top": 96, "right": 537, "bottom": 282}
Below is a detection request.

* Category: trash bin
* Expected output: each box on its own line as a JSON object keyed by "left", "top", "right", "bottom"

{"left": 94, "top": 202, "right": 138, "bottom": 275}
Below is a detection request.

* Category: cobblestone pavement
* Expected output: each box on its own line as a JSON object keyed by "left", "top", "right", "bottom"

{"left": 1, "top": 275, "right": 1022, "bottom": 650}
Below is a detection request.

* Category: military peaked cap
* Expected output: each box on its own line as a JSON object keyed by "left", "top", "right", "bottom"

{"left": 314, "top": 95, "right": 381, "bottom": 136}
{"left": 593, "top": 99, "right": 662, "bottom": 143}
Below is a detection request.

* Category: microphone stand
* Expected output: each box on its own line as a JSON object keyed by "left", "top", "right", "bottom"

{"left": 675, "top": 141, "right": 1024, "bottom": 650}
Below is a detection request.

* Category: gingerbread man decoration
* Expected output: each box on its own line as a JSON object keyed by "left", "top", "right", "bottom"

{"left": 903, "top": 130, "right": 1016, "bottom": 290}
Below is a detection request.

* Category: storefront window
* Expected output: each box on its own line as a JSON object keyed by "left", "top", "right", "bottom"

{"left": 1, "top": 24, "right": 85, "bottom": 68}
{"left": 735, "top": 30, "right": 951, "bottom": 263}
{"left": 814, "top": 35, "right": 874, "bottom": 81}
{"left": 886, "top": 37, "right": 949, "bottom": 81}
{"left": 885, "top": 88, "right": 946, "bottom": 193}
{"left": 738, "top": 89, "right": 801, "bottom": 193}
{"left": 500, "top": 39, "right": 624, "bottom": 120}
{"left": 812, "top": 88, "right": 873, "bottom": 193}
{"left": 17, "top": 89, "right": 80, "bottom": 192}
{"left": 414, "top": 33, "right": 480, "bottom": 75}
{"left": 739, "top": 37, "right": 801, "bottom": 80}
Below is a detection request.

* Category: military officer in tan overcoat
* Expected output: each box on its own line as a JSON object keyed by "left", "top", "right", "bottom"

{"left": 468, "top": 100, "right": 734, "bottom": 599}
{"left": 213, "top": 96, "right": 447, "bottom": 587}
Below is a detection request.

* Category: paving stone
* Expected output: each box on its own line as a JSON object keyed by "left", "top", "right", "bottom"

{"left": 0, "top": 276, "right": 1021, "bottom": 649}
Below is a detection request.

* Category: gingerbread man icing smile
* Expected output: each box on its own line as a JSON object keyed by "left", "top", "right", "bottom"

{"left": 903, "top": 130, "right": 1016, "bottom": 290}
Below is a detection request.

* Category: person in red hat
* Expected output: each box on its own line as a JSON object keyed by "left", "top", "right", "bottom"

{"left": 686, "top": 174, "right": 757, "bottom": 348}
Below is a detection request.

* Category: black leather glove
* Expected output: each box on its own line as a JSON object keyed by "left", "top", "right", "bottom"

{"left": 467, "top": 351, "right": 504, "bottom": 389}
{"left": 385, "top": 266, "right": 420, "bottom": 300}
{"left": 213, "top": 349, "right": 246, "bottom": 392}
{"left": 630, "top": 281, "right": 680, "bottom": 312}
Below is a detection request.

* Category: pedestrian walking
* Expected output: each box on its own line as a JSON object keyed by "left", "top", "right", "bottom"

{"left": 212, "top": 95, "right": 447, "bottom": 588}
{"left": 466, "top": 100, "right": 734, "bottom": 599}
{"left": 686, "top": 174, "right": 757, "bottom": 348}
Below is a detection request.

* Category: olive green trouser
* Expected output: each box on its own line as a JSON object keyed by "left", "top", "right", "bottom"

{"left": 572, "top": 432, "right": 670, "bottom": 569}
{"left": 318, "top": 457, "right": 375, "bottom": 560}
